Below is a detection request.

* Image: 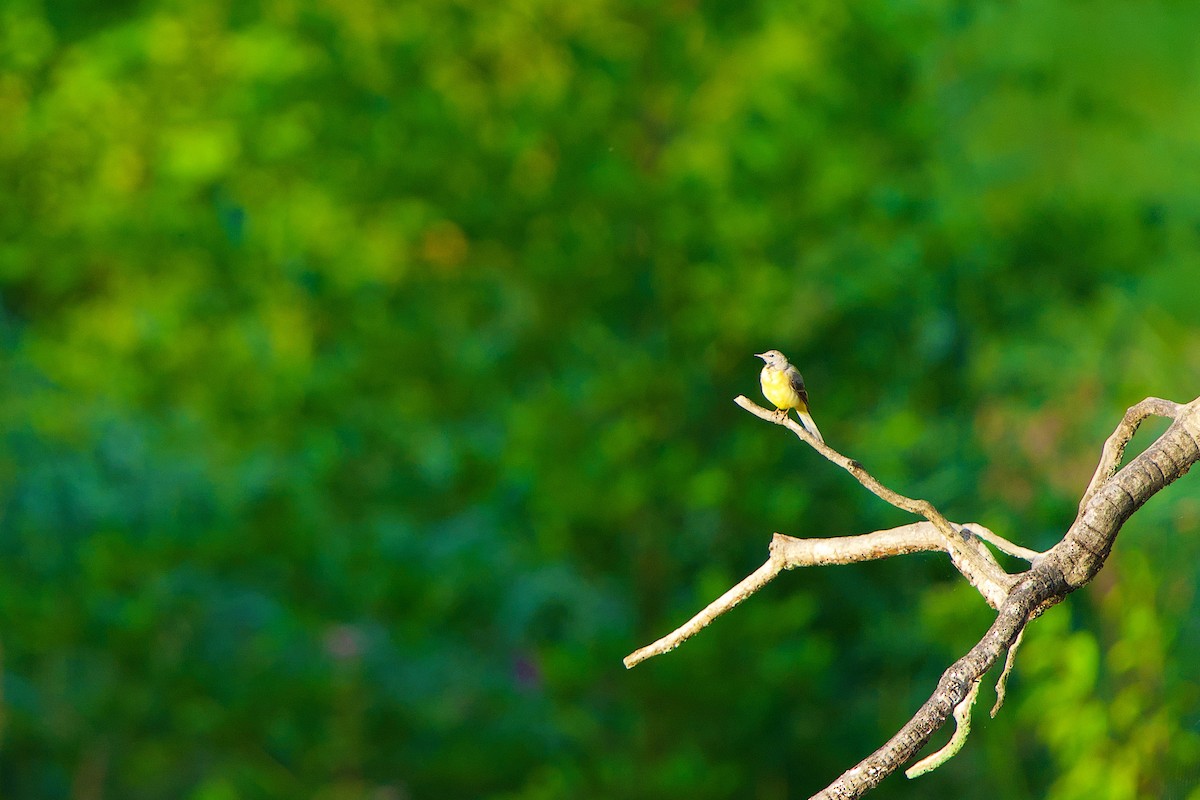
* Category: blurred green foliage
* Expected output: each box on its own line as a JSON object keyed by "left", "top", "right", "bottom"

{"left": 2, "top": 0, "right": 1200, "bottom": 797}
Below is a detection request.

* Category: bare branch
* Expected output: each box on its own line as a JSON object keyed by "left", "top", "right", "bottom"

{"left": 736, "top": 395, "right": 1013, "bottom": 605}
{"left": 1079, "top": 397, "right": 1182, "bottom": 513}
{"left": 811, "top": 573, "right": 1060, "bottom": 799}
{"left": 962, "top": 523, "right": 1042, "bottom": 564}
{"left": 623, "top": 555, "right": 784, "bottom": 668}
{"left": 734, "top": 396, "right": 960, "bottom": 540}
{"left": 625, "top": 523, "right": 1014, "bottom": 669}
{"left": 811, "top": 396, "right": 1200, "bottom": 799}
{"left": 626, "top": 395, "right": 1200, "bottom": 799}
{"left": 991, "top": 628, "right": 1025, "bottom": 718}
{"left": 773, "top": 523, "right": 1014, "bottom": 608}
{"left": 905, "top": 677, "right": 982, "bottom": 779}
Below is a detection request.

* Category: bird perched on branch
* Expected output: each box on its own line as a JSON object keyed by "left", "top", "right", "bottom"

{"left": 755, "top": 350, "right": 823, "bottom": 442}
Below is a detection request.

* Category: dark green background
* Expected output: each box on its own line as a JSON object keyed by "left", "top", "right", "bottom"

{"left": 2, "top": 0, "right": 1200, "bottom": 797}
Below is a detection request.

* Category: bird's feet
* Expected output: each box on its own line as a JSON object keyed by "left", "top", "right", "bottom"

{"left": 772, "top": 408, "right": 790, "bottom": 422}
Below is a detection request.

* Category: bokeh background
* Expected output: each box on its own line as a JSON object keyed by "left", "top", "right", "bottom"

{"left": 3, "top": 0, "right": 1200, "bottom": 798}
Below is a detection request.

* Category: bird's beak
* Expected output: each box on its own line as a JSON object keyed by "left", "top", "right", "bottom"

{"left": 755, "top": 352, "right": 768, "bottom": 361}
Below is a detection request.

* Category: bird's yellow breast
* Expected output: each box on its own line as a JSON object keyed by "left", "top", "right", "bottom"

{"left": 760, "top": 366, "right": 803, "bottom": 410}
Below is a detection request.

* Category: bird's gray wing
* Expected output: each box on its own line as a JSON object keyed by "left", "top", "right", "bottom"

{"left": 788, "top": 367, "right": 810, "bottom": 409}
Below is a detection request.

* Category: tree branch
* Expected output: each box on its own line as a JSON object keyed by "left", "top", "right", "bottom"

{"left": 626, "top": 395, "right": 1200, "bottom": 799}
{"left": 735, "top": 396, "right": 1028, "bottom": 604}
{"left": 624, "top": 523, "right": 1013, "bottom": 669}
{"left": 1078, "top": 397, "right": 1183, "bottom": 513}
{"left": 623, "top": 555, "right": 784, "bottom": 668}
{"left": 734, "top": 396, "right": 960, "bottom": 539}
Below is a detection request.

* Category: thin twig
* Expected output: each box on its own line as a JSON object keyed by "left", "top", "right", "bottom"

{"left": 991, "top": 627, "right": 1025, "bottom": 718}
{"left": 905, "top": 677, "right": 982, "bottom": 779}
{"left": 623, "top": 556, "right": 784, "bottom": 668}
{"left": 962, "top": 524, "right": 1042, "bottom": 564}
{"left": 734, "top": 396, "right": 959, "bottom": 539}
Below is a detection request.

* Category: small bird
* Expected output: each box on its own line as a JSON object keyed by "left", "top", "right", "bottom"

{"left": 756, "top": 350, "right": 824, "bottom": 442}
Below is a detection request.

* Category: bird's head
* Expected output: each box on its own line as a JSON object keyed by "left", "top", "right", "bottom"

{"left": 755, "top": 350, "right": 789, "bottom": 368}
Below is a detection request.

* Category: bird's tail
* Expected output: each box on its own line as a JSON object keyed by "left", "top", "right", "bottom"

{"left": 797, "top": 410, "right": 824, "bottom": 443}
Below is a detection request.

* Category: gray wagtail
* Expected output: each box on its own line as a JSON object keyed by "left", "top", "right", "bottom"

{"left": 755, "top": 350, "right": 823, "bottom": 442}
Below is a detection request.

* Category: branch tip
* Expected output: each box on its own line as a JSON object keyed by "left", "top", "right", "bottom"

{"left": 905, "top": 678, "right": 982, "bottom": 779}
{"left": 991, "top": 628, "right": 1025, "bottom": 718}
